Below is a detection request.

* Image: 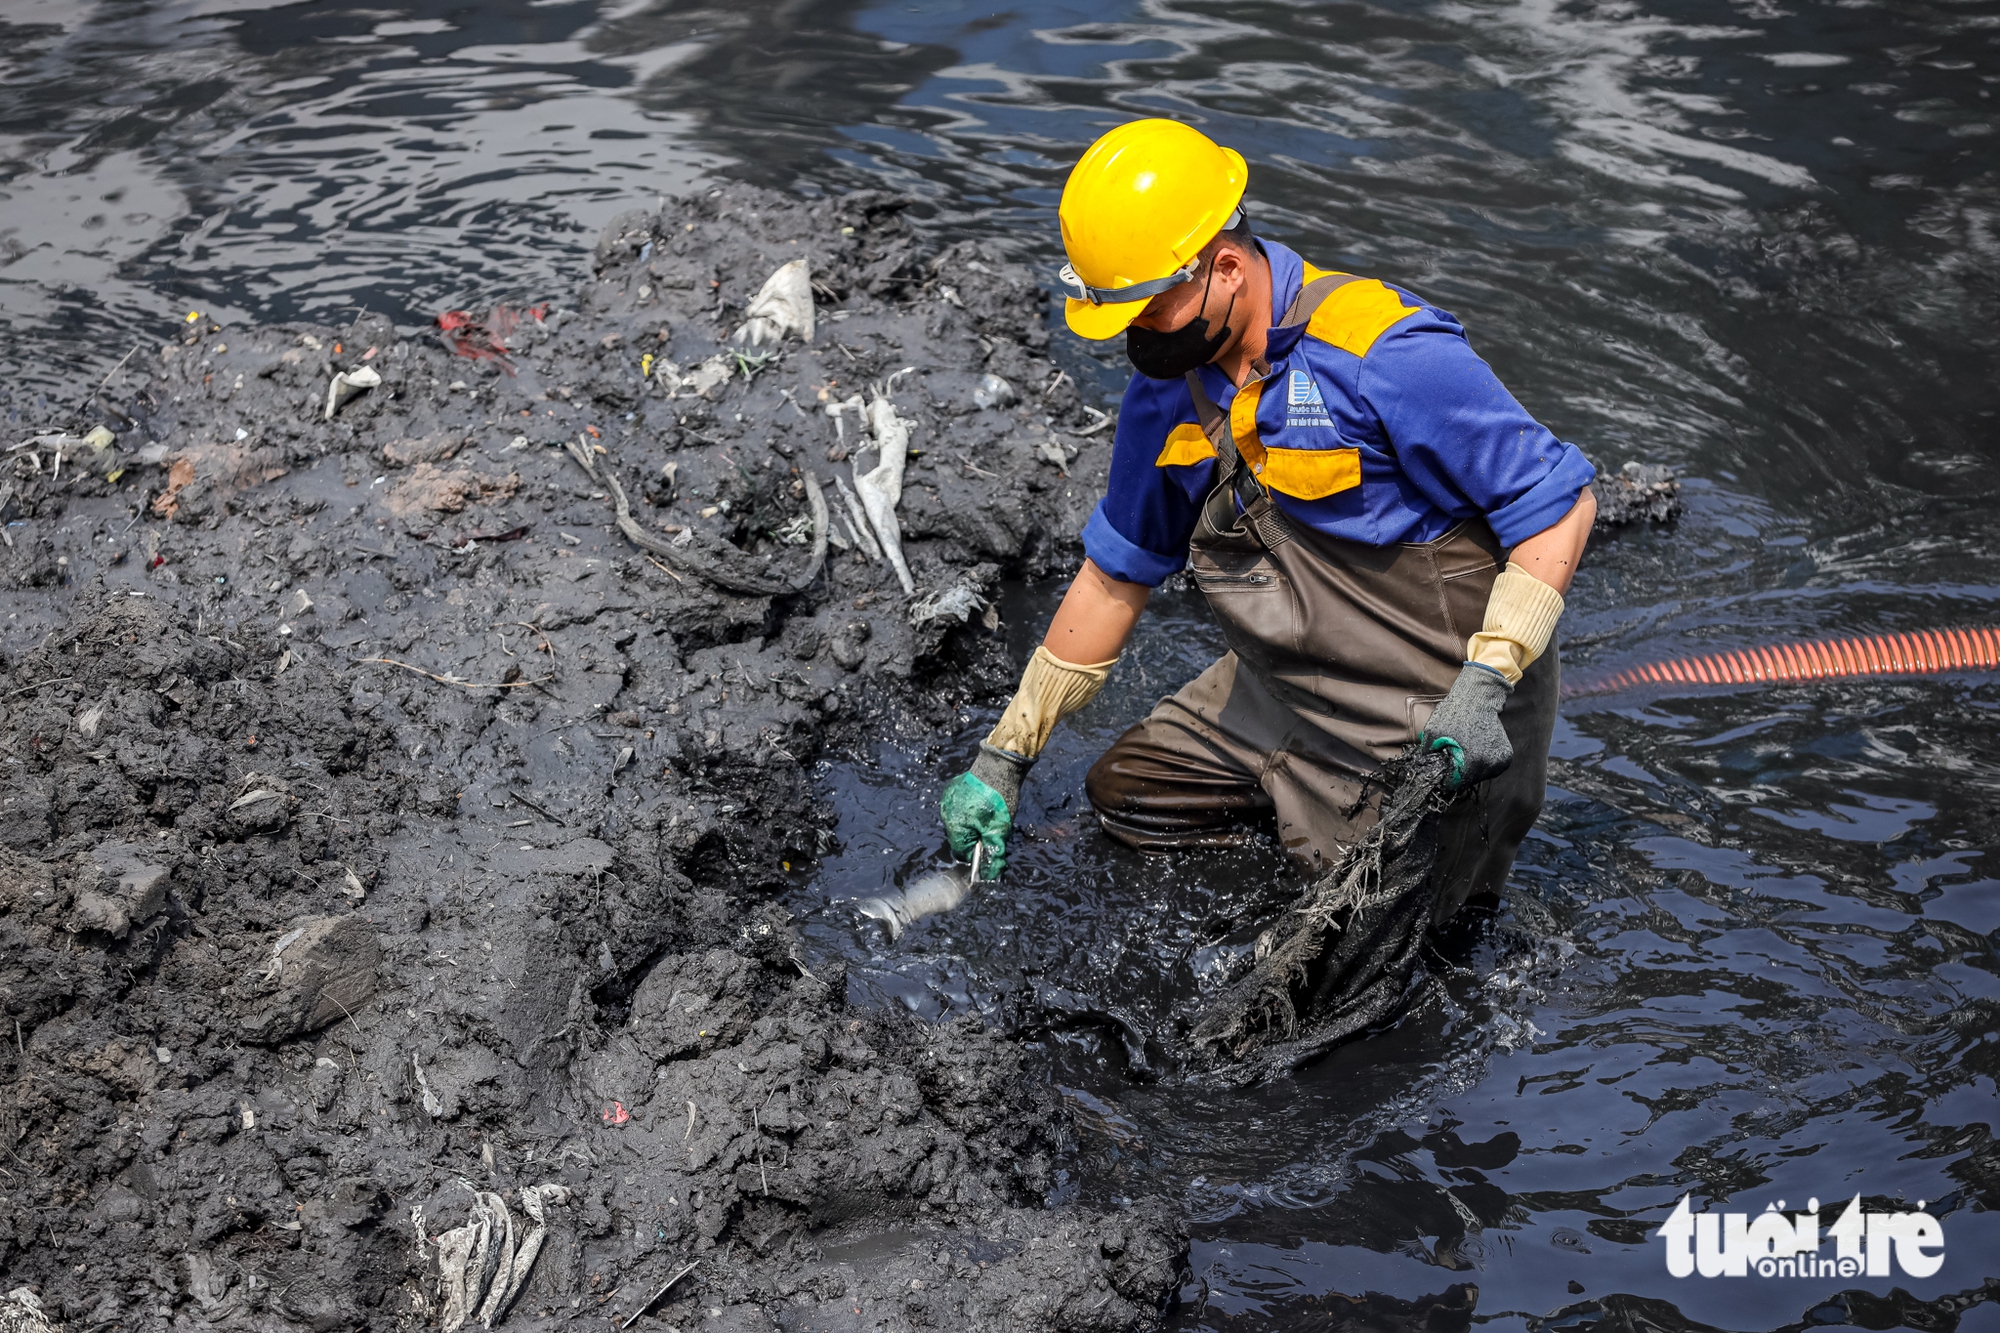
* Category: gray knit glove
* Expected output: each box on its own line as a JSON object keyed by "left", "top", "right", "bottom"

{"left": 1420, "top": 663, "right": 1513, "bottom": 788}
{"left": 969, "top": 742, "right": 1031, "bottom": 814}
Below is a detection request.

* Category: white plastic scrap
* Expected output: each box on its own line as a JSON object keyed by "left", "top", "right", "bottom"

{"left": 324, "top": 365, "right": 382, "bottom": 420}
{"left": 681, "top": 356, "right": 732, "bottom": 398}
{"left": 859, "top": 847, "right": 983, "bottom": 941}
{"left": 430, "top": 1183, "right": 574, "bottom": 1331}
{"left": 909, "top": 580, "right": 988, "bottom": 627}
{"left": 230, "top": 787, "right": 284, "bottom": 814}
{"left": 504, "top": 1185, "right": 572, "bottom": 1317}
{"left": 853, "top": 394, "right": 915, "bottom": 594}
{"left": 830, "top": 474, "right": 882, "bottom": 562}
{"left": 472, "top": 1190, "right": 517, "bottom": 1329}
{"left": 433, "top": 1200, "right": 485, "bottom": 1332}
{"left": 0, "top": 1286, "right": 57, "bottom": 1333}
{"left": 823, "top": 393, "right": 865, "bottom": 444}
{"left": 261, "top": 924, "right": 307, "bottom": 981}
{"left": 412, "top": 1054, "right": 446, "bottom": 1118}
{"left": 731, "top": 258, "right": 815, "bottom": 347}
{"left": 7, "top": 434, "right": 81, "bottom": 480}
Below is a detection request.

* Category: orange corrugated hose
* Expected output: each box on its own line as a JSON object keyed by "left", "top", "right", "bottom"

{"left": 1574, "top": 627, "right": 2000, "bottom": 696}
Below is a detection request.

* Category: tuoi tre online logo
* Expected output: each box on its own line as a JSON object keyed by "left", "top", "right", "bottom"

{"left": 1656, "top": 1194, "right": 1944, "bottom": 1279}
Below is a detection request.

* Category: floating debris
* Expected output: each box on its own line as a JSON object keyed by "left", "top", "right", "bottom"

{"left": 1592, "top": 460, "right": 1681, "bottom": 527}
{"left": 859, "top": 846, "right": 985, "bottom": 941}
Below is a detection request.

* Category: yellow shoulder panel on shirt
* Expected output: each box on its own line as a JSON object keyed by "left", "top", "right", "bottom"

{"left": 1154, "top": 422, "right": 1215, "bottom": 468}
{"left": 1299, "top": 264, "right": 1419, "bottom": 358}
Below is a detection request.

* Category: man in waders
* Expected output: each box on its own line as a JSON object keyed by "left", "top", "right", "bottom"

{"left": 940, "top": 119, "right": 1597, "bottom": 920}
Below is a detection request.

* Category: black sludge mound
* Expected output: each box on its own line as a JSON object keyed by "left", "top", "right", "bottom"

{"left": 0, "top": 184, "right": 1183, "bottom": 1332}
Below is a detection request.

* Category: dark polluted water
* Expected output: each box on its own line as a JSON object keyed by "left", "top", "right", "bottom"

{"left": 5, "top": 0, "right": 1999, "bottom": 1327}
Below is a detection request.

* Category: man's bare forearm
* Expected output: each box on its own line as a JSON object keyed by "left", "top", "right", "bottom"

{"left": 1043, "top": 558, "right": 1150, "bottom": 664}
{"left": 1509, "top": 489, "right": 1595, "bottom": 594}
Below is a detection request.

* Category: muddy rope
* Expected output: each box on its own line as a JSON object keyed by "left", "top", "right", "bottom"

{"left": 564, "top": 436, "right": 827, "bottom": 596}
{"left": 1189, "top": 747, "right": 1454, "bottom": 1085}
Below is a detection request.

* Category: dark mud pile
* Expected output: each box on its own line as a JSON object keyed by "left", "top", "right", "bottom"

{"left": 0, "top": 186, "right": 1182, "bottom": 1332}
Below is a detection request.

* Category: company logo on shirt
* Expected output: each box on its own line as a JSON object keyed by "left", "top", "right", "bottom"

{"left": 1656, "top": 1195, "right": 1945, "bottom": 1280}
{"left": 1286, "top": 370, "right": 1333, "bottom": 429}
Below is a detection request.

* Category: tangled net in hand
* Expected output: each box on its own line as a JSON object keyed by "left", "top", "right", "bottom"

{"left": 1189, "top": 747, "right": 1454, "bottom": 1085}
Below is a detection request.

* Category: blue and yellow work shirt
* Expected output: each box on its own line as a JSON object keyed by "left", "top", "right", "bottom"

{"left": 1080, "top": 238, "right": 1596, "bottom": 586}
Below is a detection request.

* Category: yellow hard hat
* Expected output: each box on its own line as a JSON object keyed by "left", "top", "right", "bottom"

{"left": 1057, "top": 119, "right": 1248, "bottom": 341}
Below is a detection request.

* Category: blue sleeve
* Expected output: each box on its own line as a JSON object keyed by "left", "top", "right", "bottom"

{"left": 1079, "top": 377, "right": 1208, "bottom": 587}
{"left": 1356, "top": 323, "right": 1596, "bottom": 549}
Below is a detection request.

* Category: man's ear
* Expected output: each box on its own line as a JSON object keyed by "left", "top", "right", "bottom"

{"left": 1209, "top": 241, "right": 1248, "bottom": 289}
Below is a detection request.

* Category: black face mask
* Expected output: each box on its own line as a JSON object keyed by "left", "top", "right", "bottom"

{"left": 1126, "top": 268, "right": 1236, "bottom": 380}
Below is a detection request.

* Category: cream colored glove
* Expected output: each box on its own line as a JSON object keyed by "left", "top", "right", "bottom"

{"left": 985, "top": 645, "right": 1118, "bottom": 759}
{"left": 1465, "top": 562, "right": 1565, "bottom": 684}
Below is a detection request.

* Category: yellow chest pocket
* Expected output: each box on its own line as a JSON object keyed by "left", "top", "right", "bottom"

{"left": 1255, "top": 446, "right": 1361, "bottom": 501}
{"left": 1234, "top": 376, "right": 1363, "bottom": 502}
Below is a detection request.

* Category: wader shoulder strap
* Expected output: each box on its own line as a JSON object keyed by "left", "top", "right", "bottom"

{"left": 1183, "top": 371, "right": 1231, "bottom": 461}
{"left": 1184, "top": 370, "right": 1294, "bottom": 550}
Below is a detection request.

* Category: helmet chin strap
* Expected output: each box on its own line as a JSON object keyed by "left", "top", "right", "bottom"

{"left": 1187, "top": 255, "right": 1217, "bottom": 330}
{"left": 1194, "top": 263, "right": 1241, "bottom": 373}
{"left": 1212, "top": 287, "right": 1241, "bottom": 365}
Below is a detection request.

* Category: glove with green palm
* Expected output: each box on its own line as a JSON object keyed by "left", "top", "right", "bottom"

{"left": 939, "top": 744, "right": 1031, "bottom": 879}
{"left": 937, "top": 645, "right": 1117, "bottom": 879}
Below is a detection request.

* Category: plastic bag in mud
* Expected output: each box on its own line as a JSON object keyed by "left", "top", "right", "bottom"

{"left": 421, "top": 1183, "right": 573, "bottom": 1331}
{"left": 732, "top": 259, "right": 814, "bottom": 347}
